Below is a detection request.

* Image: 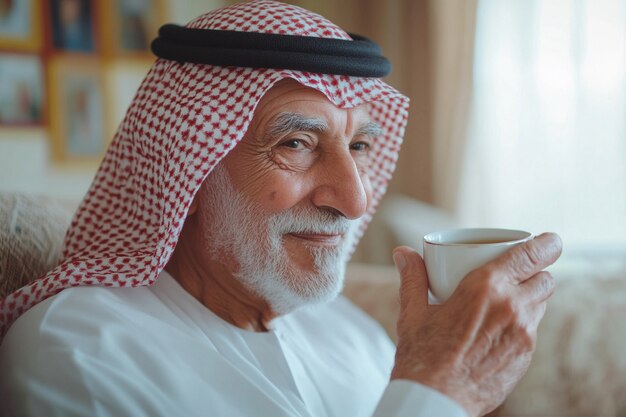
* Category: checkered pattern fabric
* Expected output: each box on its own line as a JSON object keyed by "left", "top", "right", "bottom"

{"left": 0, "top": 0, "right": 409, "bottom": 337}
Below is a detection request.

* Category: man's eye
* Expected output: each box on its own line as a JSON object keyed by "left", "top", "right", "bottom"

{"left": 350, "top": 142, "right": 371, "bottom": 152}
{"left": 281, "top": 139, "right": 305, "bottom": 149}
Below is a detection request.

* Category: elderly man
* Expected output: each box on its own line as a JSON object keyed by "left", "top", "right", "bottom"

{"left": 0, "top": 2, "right": 561, "bottom": 417}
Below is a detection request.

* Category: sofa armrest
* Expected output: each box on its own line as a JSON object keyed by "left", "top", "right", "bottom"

{"left": 0, "top": 193, "right": 73, "bottom": 298}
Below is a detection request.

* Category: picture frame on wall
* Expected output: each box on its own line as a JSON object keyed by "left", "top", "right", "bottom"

{"left": 49, "top": 0, "right": 97, "bottom": 53}
{"left": 101, "top": 0, "right": 166, "bottom": 56}
{"left": 48, "top": 57, "right": 108, "bottom": 163}
{"left": 0, "top": 0, "right": 42, "bottom": 51}
{"left": 0, "top": 53, "right": 45, "bottom": 126}
{"left": 104, "top": 59, "right": 152, "bottom": 129}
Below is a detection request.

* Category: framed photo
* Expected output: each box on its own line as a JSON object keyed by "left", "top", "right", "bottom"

{"left": 0, "top": 0, "right": 42, "bottom": 51}
{"left": 101, "top": 0, "right": 166, "bottom": 56}
{"left": 48, "top": 56, "right": 108, "bottom": 163}
{"left": 0, "top": 53, "right": 44, "bottom": 125}
{"left": 49, "top": 0, "right": 96, "bottom": 53}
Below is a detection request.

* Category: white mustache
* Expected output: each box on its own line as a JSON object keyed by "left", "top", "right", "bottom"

{"left": 269, "top": 207, "right": 355, "bottom": 236}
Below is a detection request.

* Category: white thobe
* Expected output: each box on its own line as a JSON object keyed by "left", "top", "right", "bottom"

{"left": 0, "top": 271, "right": 467, "bottom": 417}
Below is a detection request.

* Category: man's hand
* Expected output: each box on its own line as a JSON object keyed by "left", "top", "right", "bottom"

{"left": 390, "top": 233, "right": 563, "bottom": 417}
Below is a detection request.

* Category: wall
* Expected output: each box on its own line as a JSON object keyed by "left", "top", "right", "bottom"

{"left": 0, "top": 0, "right": 225, "bottom": 201}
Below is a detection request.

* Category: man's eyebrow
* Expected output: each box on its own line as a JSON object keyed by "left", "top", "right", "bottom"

{"left": 263, "top": 112, "right": 383, "bottom": 141}
{"left": 265, "top": 112, "right": 328, "bottom": 139}
{"left": 356, "top": 121, "right": 383, "bottom": 138}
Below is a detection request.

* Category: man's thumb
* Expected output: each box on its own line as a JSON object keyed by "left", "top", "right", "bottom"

{"left": 392, "top": 246, "right": 430, "bottom": 320}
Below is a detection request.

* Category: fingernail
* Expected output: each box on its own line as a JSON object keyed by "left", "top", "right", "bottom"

{"left": 393, "top": 251, "right": 406, "bottom": 270}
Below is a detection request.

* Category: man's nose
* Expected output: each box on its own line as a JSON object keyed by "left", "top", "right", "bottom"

{"left": 310, "top": 151, "right": 369, "bottom": 220}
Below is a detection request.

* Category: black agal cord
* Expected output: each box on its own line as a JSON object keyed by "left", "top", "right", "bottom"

{"left": 151, "top": 24, "right": 391, "bottom": 77}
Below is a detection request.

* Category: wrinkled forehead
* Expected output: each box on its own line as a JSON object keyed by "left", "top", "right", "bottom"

{"left": 248, "top": 79, "right": 374, "bottom": 135}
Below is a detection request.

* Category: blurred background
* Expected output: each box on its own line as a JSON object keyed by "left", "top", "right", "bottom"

{"left": 1, "top": 0, "right": 625, "bottom": 269}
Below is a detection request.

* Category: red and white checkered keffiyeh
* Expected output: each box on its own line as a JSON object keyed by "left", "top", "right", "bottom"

{"left": 0, "top": 0, "right": 409, "bottom": 337}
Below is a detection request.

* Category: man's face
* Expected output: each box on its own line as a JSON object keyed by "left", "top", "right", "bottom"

{"left": 196, "top": 79, "right": 379, "bottom": 313}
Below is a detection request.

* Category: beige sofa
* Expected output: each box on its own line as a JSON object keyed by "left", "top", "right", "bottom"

{"left": 2, "top": 192, "right": 625, "bottom": 416}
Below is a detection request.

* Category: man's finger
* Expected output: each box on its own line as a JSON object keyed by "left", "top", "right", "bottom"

{"left": 518, "top": 271, "right": 556, "bottom": 303}
{"left": 393, "top": 246, "right": 429, "bottom": 321}
{"left": 485, "top": 233, "right": 563, "bottom": 285}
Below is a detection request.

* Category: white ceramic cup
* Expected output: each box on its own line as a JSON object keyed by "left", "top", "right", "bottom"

{"left": 423, "top": 228, "right": 533, "bottom": 303}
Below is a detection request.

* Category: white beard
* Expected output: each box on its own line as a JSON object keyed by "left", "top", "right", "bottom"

{"left": 198, "top": 165, "right": 358, "bottom": 314}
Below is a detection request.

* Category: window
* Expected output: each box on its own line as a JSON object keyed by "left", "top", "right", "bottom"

{"left": 460, "top": 0, "right": 626, "bottom": 249}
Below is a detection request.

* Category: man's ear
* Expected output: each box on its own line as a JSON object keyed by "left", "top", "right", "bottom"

{"left": 187, "top": 191, "right": 201, "bottom": 216}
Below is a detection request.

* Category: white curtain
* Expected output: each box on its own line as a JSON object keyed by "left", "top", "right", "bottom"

{"left": 459, "top": 0, "right": 626, "bottom": 249}
{"left": 430, "top": 0, "right": 477, "bottom": 213}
